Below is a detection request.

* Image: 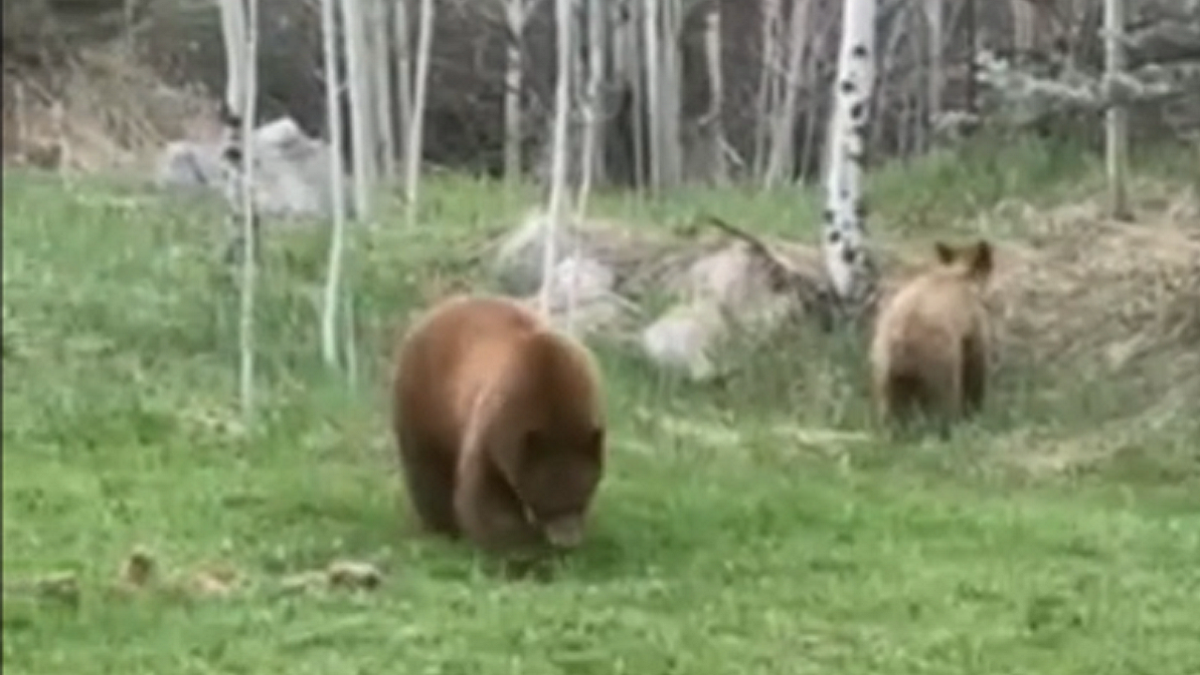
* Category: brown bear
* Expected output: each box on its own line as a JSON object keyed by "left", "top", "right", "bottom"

{"left": 390, "top": 293, "right": 607, "bottom": 563}
{"left": 869, "top": 239, "right": 994, "bottom": 433}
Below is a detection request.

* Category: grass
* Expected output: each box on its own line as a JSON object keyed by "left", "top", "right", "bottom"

{"left": 4, "top": 137, "right": 1199, "bottom": 674}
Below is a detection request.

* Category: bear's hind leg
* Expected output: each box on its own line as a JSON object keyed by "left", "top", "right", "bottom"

{"left": 877, "top": 370, "right": 928, "bottom": 440}
{"left": 961, "top": 334, "right": 988, "bottom": 417}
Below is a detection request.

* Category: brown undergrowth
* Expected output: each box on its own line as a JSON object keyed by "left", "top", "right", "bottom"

{"left": 871, "top": 179, "right": 1198, "bottom": 476}
{"left": 2, "top": 44, "right": 213, "bottom": 173}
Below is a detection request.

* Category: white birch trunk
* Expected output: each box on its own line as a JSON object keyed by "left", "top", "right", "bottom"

{"left": 753, "top": 0, "right": 783, "bottom": 179}
{"left": 320, "top": 0, "right": 350, "bottom": 369}
{"left": 622, "top": 0, "right": 648, "bottom": 195}
{"left": 218, "top": 0, "right": 258, "bottom": 417}
{"left": 1103, "top": 0, "right": 1131, "bottom": 220}
{"left": 1010, "top": 0, "right": 1033, "bottom": 55}
{"left": 574, "top": 0, "right": 604, "bottom": 216}
{"left": 764, "top": 0, "right": 810, "bottom": 187}
{"left": 371, "top": 0, "right": 396, "bottom": 179}
{"left": 393, "top": 0, "right": 413, "bottom": 164}
{"left": 503, "top": 0, "right": 529, "bottom": 185}
{"left": 924, "top": 0, "right": 943, "bottom": 133}
{"left": 540, "top": 0, "right": 574, "bottom": 316}
{"left": 566, "top": 0, "right": 605, "bottom": 331}
{"left": 657, "top": 0, "right": 683, "bottom": 188}
{"left": 822, "top": 0, "right": 877, "bottom": 305}
{"left": 700, "top": 1, "right": 728, "bottom": 184}
{"left": 341, "top": 0, "right": 375, "bottom": 221}
{"left": 580, "top": 0, "right": 606, "bottom": 190}
{"left": 218, "top": 0, "right": 246, "bottom": 127}
{"left": 642, "top": 0, "right": 663, "bottom": 191}
{"left": 403, "top": 0, "right": 436, "bottom": 227}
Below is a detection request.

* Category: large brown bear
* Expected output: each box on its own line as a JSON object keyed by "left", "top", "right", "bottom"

{"left": 390, "top": 294, "right": 607, "bottom": 563}
{"left": 869, "top": 240, "right": 994, "bottom": 433}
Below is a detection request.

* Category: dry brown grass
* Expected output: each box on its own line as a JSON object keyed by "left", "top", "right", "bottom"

{"left": 873, "top": 180, "right": 1198, "bottom": 383}
{"left": 978, "top": 183, "right": 1199, "bottom": 475}
{"left": 3, "top": 43, "right": 214, "bottom": 174}
{"left": 984, "top": 182, "right": 1198, "bottom": 362}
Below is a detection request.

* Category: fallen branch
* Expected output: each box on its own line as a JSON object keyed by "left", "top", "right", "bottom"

{"left": 697, "top": 214, "right": 835, "bottom": 331}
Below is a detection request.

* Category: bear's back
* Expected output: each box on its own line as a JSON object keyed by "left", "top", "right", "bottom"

{"left": 392, "top": 295, "right": 546, "bottom": 457}
{"left": 873, "top": 268, "right": 985, "bottom": 359}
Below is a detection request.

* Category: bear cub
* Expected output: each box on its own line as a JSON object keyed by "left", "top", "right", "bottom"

{"left": 869, "top": 239, "right": 994, "bottom": 433}
{"left": 390, "top": 294, "right": 607, "bottom": 563}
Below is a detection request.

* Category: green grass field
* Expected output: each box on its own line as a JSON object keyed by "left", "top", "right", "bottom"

{"left": 4, "top": 139, "right": 1199, "bottom": 674}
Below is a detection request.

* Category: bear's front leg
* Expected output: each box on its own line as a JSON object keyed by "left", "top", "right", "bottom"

{"left": 453, "top": 452, "right": 549, "bottom": 566}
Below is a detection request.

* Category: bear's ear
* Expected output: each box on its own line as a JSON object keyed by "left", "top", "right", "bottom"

{"left": 966, "top": 240, "right": 993, "bottom": 279}
{"left": 933, "top": 241, "right": 957, "bottom": 265}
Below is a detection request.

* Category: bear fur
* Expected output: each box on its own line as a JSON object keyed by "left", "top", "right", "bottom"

{"left": 390, "top": 294, "right": 607, "bottom": 562}
{"left": 869, "top": 240, "right": 994, "bottom": 432}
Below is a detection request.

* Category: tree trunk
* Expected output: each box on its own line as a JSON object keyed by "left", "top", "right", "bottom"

{"left": 1104, "top": 0, "right": 1132, "bottom": 220}
{"left": 964, "top": 0, "right": 977, "bottom": 115}
{"left": 575, "top": 0, "right": 605, "bottom": 209}
{"left": 393, "top": 0, "right": 413, "bottom": 165}
{"left": 1011, "top": 0, "right": 1033, "bottom": 56}
{"left": 320, "top": 0, "right": 350, "bottom": 370}
{"left": 217, "top": 0, "right": 259, "bottom": 417}
{"left": 764, "top": 0, "right": 810, "bottom": 187}
{"left": 658, "top": 0, "right": 683, "bottom": 189}
{"left": 582, "top": 0, "right": 607, "bottom": 189}
{"left": 642, "top": 0, "right": 663, "bottom": 191}
{"left": 753, "top": 0, "right": 783, "bottom": 180}
{"left": 540, "top": 0, "right": 574, "bottom": 316}
{"left": 622, "top": 0, "right": 648, "bottom": 195}
{"left": 924, "top": 0, "right": 943, "bottom": 152}
{"left": 798, "top": 9, "right": 835, "bottom": 183}
{"left": 821, "top": 0, "right": 878, "bottom": 309}
{"left": 871, "top": 4, "right": 908, "bottom": 155}
{"left": 503, "top": 0, "right": 530, "bottom": 185}
{"left": 341, "top": 0, "right": 375, "bottom": 222}
{"left": 371, "top": 0, "right": 396, "bottom": 180}
{"left": 700, "top": 0, "right": 728, "bottom": 185}
{"left": 403, "top": 0, "right": 436, "bottom": 227}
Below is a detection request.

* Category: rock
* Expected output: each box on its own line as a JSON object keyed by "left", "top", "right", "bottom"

{"left": 155, "top": 140, "right": 223, "bottom": 191}
{"left": 521, "top": 255, "right": 639, "bottom": 339}
{"left": 153, "top": 116, "right": 350, "bottom": 221}
{"left": 639, "top": 301, "right": 729, "bottom": 382}
{"left": 492, "top": 210, "right": 590, "bottom": 295}
{"left": 540, "top": 254, "right": 617, "bottom": 308}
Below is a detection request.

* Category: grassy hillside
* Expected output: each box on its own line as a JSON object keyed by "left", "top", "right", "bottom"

{"left": 3, "top": 138, "right": 1198, "bottom": 674}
